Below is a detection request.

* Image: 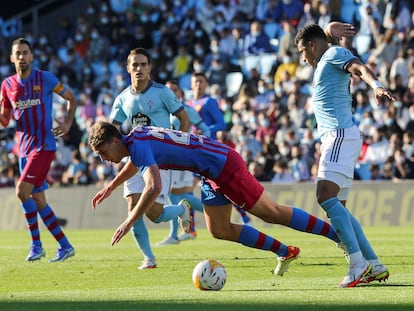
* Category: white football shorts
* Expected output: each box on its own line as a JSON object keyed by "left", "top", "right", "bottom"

{"left": 171, "top": 170, "right": 195, "bottom": 189}
{"left": 123, "top": 168, "right": 172, "bottom": 205}
{"left": 317, "top": 125, "right": 362, "bottom": 200}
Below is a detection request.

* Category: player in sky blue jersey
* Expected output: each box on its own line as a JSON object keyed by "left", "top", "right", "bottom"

{"left": 109, "top": 47, "right": 191, "bottom": 270}
{"left": 89, "top": 122, "right": 346, "bottom": 277}
{"left": 0, "top": 38, "right": 77, "bottom": 262}
{"left": 295, "top": 23, "right": 396, "bottom": 287}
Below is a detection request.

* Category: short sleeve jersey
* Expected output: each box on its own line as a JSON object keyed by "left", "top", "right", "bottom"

{"left": 110, "top": 81, "right": 184, "bottom": 129}
{"left": 125, "top": 126, "right": 230, "bottom": 180}
{"left": 0, "top": 69, "right": 66, "bottom": 156}
{"left": 312, "top": 46, "right": 357, "bottom": 135}
{"left": 187, "top": 95, "right": 226, "bottom": 139}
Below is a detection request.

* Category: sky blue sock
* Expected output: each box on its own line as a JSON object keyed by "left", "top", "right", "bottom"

{"left": 320, "top": 198, "right": 360, "bottom": 254}
{"left": 347, "top": 210, "right": 378, "bottom": 260}
{"left": 22, "top": 199, "right": 41, "bottom": 247}
{"left": 131, "top": 217, "right": 154, "bottom": 259}
{"left": 154, "top": 204, "right": 184, "bottom": 223}
{"left": 237, "top": 224, "right": 288, "bottom": 257}
{"left": 289, "top": 207, "right": 340, "bottom": 243}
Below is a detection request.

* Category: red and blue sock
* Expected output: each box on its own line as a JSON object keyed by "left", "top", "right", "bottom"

{"left": 237, "top": 224, "right": 288, "bottom": 257}
{"left": 22, "top": 198, "right": 41, "bottom": 247}
{"left": 289, "top": 207, "right": 340, "bottom": 243}
{"left": 38, "top": 204, "right": 72, "bottom": 249}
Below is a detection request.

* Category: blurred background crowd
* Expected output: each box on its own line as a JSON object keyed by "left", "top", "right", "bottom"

{"left": 1, "top": 0, "right": 414, "bottom": 188}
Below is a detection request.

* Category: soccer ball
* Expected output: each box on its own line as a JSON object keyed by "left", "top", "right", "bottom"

{"left": 192, "top": 259, "right": 227, "bottom": 291}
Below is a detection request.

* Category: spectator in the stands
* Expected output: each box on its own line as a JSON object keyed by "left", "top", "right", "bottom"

{"left": 242, "top": 20, "right": 273, "bottom": 56}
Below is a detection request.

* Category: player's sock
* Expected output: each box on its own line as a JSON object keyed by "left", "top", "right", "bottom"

{"left": 154, "top": 204, "right": 185, "bottom": 223}
{"left": 22, "top": 198, "right": 41, "bottom": 247}
{"left": 181, "top": 193, "right": 203, "bottom": 232}
{"left": 188, "top": 208, "right": 195, "bottom": 232}
{"left": 237, "top": 224, "right": 288, "bottom": 257}
{"left": 347, "top": 211, "right": 378, "bottom": 260}
{"left": 38, "top": 204, "right": 71, "bottom": 249}
{"left": 320, "top": 197, "right": 360, "bottom": 254}
{"left": 233, "top": 205, "right": 251, "bottom": 224}
{"left": 289, "top": 207, "right": 339, "bottom": 243}
{"left": 131, "top": 217, "right": 155, "bottom": 259}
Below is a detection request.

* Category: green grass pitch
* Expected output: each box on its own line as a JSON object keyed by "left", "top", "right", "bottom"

{"left": 0, "top": 226, "right": 413, "bottom": 311}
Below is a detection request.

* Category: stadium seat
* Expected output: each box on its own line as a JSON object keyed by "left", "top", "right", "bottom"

{"left": 263, "top": 22, "right": 281, "bottom": 39}
{"left": 259, "top": 53, "right": 277, "bottom": 76}
{"left": 241, "top": 55, "right": 260, "bottom": 77}
{"left": 225, "top": 72, "right": 244, "bottom": 98}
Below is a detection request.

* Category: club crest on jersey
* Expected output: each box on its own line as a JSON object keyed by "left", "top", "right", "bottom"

{"left": 32, "top": 85, "right": 41, "bottom": 93}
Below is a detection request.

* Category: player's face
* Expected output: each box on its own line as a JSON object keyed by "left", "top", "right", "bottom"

{"left": 191, "top": 76, "right": 208, "bottom": 94}
{"left": 297, "top": 40, "right": 317, "bottom": 68}
{"left": 166, "top": 82, "right": 180, "bottom": 98}
{"left": 94, "top": 140, "right": 122, "bottom": 164}
{"left": 127, "top": 53, "right": 151, "bottom": 84}
{"left": 10, "top": 43, "right": 33, "bottom": 74}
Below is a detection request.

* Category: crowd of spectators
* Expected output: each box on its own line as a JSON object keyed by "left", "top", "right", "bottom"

{"left": 1, "top": 0, "right": 414, "bottom": 188}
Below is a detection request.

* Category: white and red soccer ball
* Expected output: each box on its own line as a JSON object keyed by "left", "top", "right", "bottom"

{"left": 192, "top": 259, "right": 227, "bottom": 291}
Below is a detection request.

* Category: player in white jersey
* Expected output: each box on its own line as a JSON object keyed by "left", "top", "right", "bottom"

{"left": 295, "top": 23, "right": 396, "bottom": 287}
{"left": 109, "top": 48, "right": 191, "bottom": 269}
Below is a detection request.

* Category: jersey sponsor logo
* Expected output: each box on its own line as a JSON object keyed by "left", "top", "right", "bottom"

{"left": 14, "top": 98, "right": 41, "bottom": 109}
{"left": 132, "top": 112, "right": 151, "bottom": 126}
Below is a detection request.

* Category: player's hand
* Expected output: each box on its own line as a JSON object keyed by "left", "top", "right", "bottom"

{"left": 374, "top": 88, "right": 398, "bottom": 106}
{"left": 52, "top": 118, "right": 71, "bottom": 137}
{"left": 326, "top": 22, "right": 356, "bottom": 39}
{"left": 91, "top": 186, "right": 113, "bottom": 209}
{"left": 111, "top": 219, "right": 133, "bottom": 245}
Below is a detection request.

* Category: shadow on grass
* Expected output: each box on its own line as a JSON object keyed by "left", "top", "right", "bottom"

{"left": 1, "top": 301, "right": 413, "bottom": 311}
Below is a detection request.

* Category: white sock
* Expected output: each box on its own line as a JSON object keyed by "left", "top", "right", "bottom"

{"left": 349, "top": 251, "right": 366, "bottom": 267}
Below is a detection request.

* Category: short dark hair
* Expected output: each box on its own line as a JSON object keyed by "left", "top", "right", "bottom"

{"left": 295, "top": 24, "right": 327, "bottom": 47}
{"left": 191, "top": 71, "right": 208, "bottom": 81}
{"left": 128, "top": 47, "right": 151, "bottom": 65}
{"left": 11, "top": 37, "right": 33, "bottom": 53}
{"left": 88, "top": 121, "right": 122, "bottom": 151}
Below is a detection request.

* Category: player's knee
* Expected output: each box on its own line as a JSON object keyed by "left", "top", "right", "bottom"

{"left": 208, "top": 226, "right": 228, "bottom": 240}
{"left": 15, "top": 188, "right": 30, "bottom": 202}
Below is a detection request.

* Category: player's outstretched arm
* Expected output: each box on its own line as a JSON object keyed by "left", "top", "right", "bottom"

{"left": 91, "top": 186, "right": 113, "bottom": 210}
{"left": 91, "top": 161, "right": 139, "bottom": 209}
{"left": 111, "top": 164, "right": 162, "bottom": 245}
{"left": 347, "top": 59, "right": 398, "bottom": 105}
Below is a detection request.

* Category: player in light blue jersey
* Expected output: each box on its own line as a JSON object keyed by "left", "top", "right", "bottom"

{"left": 108, "top": 48, "right": 190, "bottom": 270}
{"left": 89, "top": 122, "right": 351, "bottom": 277}
{"left": 154, "top": 80, "right": 210, "bottom": 246}
{"left": 295, "top": 23, "right": 396, "bottom": 287}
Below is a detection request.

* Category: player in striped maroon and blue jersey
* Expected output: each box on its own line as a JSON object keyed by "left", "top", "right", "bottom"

{"left": 0, "top": 38, "right": 77, "bottom": 262}
{"left": 89, "top": 122, "right": 344, "bottom": 276}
